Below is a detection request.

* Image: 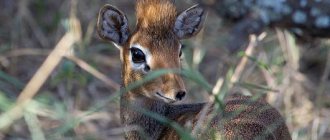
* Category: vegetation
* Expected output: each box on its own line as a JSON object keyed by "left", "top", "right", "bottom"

{"left": 0, "top": 0, "right": 329, "bottom": 139}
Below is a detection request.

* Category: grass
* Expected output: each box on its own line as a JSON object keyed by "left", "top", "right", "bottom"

{"left": 0, "top": 0, "right": 330, "bottom": 140}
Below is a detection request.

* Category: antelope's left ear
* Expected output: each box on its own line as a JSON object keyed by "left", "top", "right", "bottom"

{"left": 174, "top": 5, "right": 206, "bottom": 39}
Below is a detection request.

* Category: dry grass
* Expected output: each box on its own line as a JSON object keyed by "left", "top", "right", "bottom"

{"left": 0, "top": 0, "right": 329, "bottom": 140}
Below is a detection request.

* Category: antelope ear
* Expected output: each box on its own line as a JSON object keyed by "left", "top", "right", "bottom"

{"left": 97, "top": 4, "right": 130, "bottom": 47}
{"left": 174, "top": 5, "right": 206, "bottom": 39}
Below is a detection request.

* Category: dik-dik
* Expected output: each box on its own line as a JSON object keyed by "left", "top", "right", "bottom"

{"left": 97, "top": 0, "right": 291, "bottom": 139}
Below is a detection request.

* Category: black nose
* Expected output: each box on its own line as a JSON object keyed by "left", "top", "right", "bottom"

{"left": 175, "top": 91, "right": 186, "bottom": 100}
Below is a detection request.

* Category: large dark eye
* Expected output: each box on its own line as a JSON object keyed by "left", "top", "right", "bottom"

{"left": 131, "top": 47, "right": 145, "bottom": 63}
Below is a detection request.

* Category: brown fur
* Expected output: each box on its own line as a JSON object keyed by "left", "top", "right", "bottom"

{"left": 122, "top": 0, "right": 184, "bottom": 100}
{"left": 97, "top": 0, "right": 292, "bottom": 140}
{"left": 121, "top": 94, "right": 291, "bottom": 140}
{"left": 118, "top": 1, "right": 193, "bottom": 139}
{"left": 136, "top": 0, "right": 177, "bottom": 31}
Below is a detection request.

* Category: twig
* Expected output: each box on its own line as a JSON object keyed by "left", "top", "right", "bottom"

{"left": 230, "top": 35, "right": 259, "bottom": 84}
{"left": 191, "top": 77, "right": 224, "bottom": 136}
{"left": 0, "top": 21, "right": 80, "bottom": 131}
{"left": 0, "top": 48, "right": 50, "bottom": 59}
{"left": 0, "top": 48, "right": 120, "bottom": 90}
{"left": 65, "top": 55, "right": 120, "bottom": 90}
{"left": 258, "top": 51, "right": 281, "bottom": 106}
{"left": 191, "top": 101, "right": 213, "bottom": 136}
{"left": 276, "top": 29, "right": 299, "bottom": 70}
{"left": 0, "top": 49, "right": 120, "bottom": 69}
{"left": 191, "top": 34, "right": 263, "bottom": 136}
{"left": 0, "top": 48, "right": 49, "bottom": 67}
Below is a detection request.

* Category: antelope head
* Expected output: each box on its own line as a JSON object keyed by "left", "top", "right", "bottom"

{"left": 97, "top": 0, "right": 206, "bottom": 103}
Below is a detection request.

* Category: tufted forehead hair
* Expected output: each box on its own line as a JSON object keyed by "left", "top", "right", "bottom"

{"left": 136, "top": 0, "right": 177, "bottom": 34}
{"left": 97, "top": 0, "right": 206, "bottom": 46}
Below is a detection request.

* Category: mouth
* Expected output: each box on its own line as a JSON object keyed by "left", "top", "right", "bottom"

{"left": 155, "top": 92, "right": 176, "bottom": 103}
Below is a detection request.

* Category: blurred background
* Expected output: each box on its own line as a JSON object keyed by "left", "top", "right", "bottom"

{"left": 0, "top": 0, "right": 329, "bottom": 139}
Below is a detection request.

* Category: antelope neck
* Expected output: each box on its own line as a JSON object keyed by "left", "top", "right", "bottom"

{"left": 120, "top": 93, "right": 169, "bottom": 139}
{"left": 120, "top": 91, "right": 206, "bottom": 139}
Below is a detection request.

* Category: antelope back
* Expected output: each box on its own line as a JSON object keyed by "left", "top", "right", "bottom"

{"left": 161, "top": 95, "right": 291, "bottom": 140}
{"left": 97, "top": 0, "right": 206, "bottom": 103}
{"left": 212, "top": 95, "right": 291, "bottom": 139}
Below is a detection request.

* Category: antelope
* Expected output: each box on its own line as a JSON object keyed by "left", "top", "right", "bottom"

{"left": 97, "top": 0, "right": 291, "bottom": 139}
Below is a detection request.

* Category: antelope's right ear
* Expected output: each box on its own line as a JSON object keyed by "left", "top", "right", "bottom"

{"left": 97, "top": 4, "right": 130, "bottom": 48}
